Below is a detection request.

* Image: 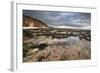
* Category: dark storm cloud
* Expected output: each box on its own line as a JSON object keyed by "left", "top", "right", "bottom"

{"left": 23, "top": 10, "right": 91, "bottom": 27}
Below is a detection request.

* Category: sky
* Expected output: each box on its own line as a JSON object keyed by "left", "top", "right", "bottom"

{"left": 23, "top": 10, "right": 91, "bottom": 27}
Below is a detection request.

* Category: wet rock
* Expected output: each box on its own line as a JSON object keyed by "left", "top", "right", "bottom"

{"left": 23, "top": 35, "right": 91, "bottom": 62}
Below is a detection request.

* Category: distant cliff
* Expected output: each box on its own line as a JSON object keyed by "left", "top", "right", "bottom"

{"left": 23, "top": 15, "right": 48, "bottom": 27}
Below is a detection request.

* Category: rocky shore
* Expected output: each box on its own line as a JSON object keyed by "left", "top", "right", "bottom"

{"left": 23, "top": 30, "right": 91, "bottom": 62}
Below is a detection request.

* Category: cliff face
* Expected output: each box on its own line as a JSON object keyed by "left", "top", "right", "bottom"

{"left": 23, "top": 15, "right": 48, "bottom": 27}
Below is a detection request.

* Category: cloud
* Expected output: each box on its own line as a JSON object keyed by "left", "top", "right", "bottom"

{"left": 23, "top": 10, "right": 91, "bottom": 27}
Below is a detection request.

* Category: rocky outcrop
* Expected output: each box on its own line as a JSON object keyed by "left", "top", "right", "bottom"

{"left": 23, "top": 28, "right": 91, "bottom": 41}
{"left": 23, "top": 27, "right": 91, "bottom": 62}
{"left": 23, "top": 35, "right": 91, "bottom": 62}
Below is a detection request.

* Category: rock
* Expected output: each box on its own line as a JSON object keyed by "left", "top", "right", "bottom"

{"left": 78, "top": 39, "right": 91, "bottom": 50}
{"left": 26, "top": 48, "right": 39, "bottom": 56}
{"left": 23, "top": 32, "right": 91, "bottom": 62}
